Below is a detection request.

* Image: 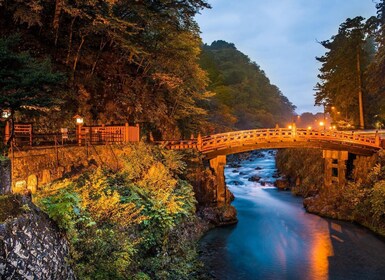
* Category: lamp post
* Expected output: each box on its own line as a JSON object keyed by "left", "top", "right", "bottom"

{"left": 319, "top": 121, "right": 325, "bottom": 132}
{"left": 74, "top": 115, "right": 84, "bottom": 146}
{"left": 1, "top": 109, "right": 12, "bottom": 146}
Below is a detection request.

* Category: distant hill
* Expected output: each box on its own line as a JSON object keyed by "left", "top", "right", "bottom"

{"left": 200, "top": 40, "right": 295, "bottom": 132}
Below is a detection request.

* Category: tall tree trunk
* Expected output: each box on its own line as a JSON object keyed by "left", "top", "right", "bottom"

{"left": 90, "top": 38, "right": 107, "bottom": 76}
{"left": 53, "top": 0, "right": 64, "bottom": 45}
{"left": 73, "top": 34, "right": 85, "bottom": 73}
{"left": 66, "top": 17, "right": 76, "bottom": 65}
{"left": 357, "top": 47, "right": 365, "bottom": 129}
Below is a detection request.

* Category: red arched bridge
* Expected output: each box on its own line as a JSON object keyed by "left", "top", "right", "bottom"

{"left": 161, "top": 127, "right": 383, "bottom": 204}
{"left": 162, "top": 128, "right": 382, "bottom": 157}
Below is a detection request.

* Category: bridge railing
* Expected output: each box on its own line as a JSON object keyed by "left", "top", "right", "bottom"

{"left": 201, "top": 129, "right": 294, "bottom": 152}
{"left": 158, "top": 139, "right": 198, "bottom": 150}
{"left": 161, "top": 128, "right": 381, "bottom": 152}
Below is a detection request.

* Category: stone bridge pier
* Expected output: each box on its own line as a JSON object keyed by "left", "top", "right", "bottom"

{"left": 323, "top": 150, "right": 348, "bottom": 187}
{"left": 209, "top": 155, "right": 227, "bottom": 204}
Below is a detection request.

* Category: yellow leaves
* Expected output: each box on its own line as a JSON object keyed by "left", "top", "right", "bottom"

{"left": 78, "top": 169, "right": 146, "bottom": 227}
{"left": 84, "top": 188, "right": 144, "bottom": 227}
{"left": 139, "top": 162, "right": 184, "bottom": 215}
{"left": 152, "top": 72, "right": 184, "bottom": 90}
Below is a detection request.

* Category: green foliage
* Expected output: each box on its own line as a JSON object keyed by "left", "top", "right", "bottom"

{"left": 35, "top": 144, "right": 200, "bottom": 279}
{"left": 315, "top": 16, "right": 375, "bottom": 126}
{"left": 314, "top": 2, "right": 385, "bottom": 129}
{"left": 39, "top": 187, "right": 80, "bottom": 233}
{"left": 371, "top": 180, "right": 385, "bottom": 222}
{"left": 199, "top": 40, "right": 295, "bottom": 132}
{"left": 0, "top": 34, "right": 65, "bottom": 115}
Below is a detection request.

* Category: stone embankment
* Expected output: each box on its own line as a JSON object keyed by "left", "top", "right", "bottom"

{"left": 10, "top": 144, "right": 130, "bottom": 194}
{"left": 0, "top": 195, "right": 75, "bottom": 279}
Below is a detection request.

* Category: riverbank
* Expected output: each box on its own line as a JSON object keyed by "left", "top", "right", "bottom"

{"left": 276, "top": 149, "right": 385, "bottom": 237}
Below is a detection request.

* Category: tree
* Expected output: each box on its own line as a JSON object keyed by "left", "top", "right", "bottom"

{"left": 315, "top": 17, "right": 375, "bottom": 128}
{"left": 366, "top": 0, "right": 385, "bottom": 126}
{"left": 0, "top": 35, "right": 64, "bottom": 147}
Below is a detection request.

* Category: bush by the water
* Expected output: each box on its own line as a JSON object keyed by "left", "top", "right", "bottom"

{"left": 276, "top": 149, "right": 323, "bottom": 197}
{"left": 304, "top": 176, "right": 385, "bottom": 236}
{"left": 278, "top": 149, "right": 385, "bottom": 237}
{"left": 35, "top": 143, "right": 202, "bottom": 279}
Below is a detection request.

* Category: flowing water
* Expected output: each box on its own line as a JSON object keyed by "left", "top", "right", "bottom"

{"left": 199, "top": 150, "right": 385, "bottom": 280}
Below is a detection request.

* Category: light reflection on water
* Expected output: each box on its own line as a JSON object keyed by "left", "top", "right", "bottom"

{"left": 199, "top": 150, "right": 385, "bottom": 280}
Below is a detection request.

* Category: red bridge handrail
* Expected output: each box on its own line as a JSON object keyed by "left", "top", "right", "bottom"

{"left": 162, "top": 128, "right": 381, "bottom": 153}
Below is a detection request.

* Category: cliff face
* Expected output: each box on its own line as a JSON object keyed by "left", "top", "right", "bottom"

{"left": 0, "top": 195, "right": 75, "bottom": 279}
{"left": 183, "top": 150, "right": 237, "bottom": 226}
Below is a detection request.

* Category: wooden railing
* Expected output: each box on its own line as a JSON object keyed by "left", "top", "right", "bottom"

{"left": 5, "top": 123, "right": 33, "bottom": 146}
{"left": 163, "top": 128, "right": 382, "bottom": 153}
{"left": 3, "top": 123, "right": 140, "bottom": 148}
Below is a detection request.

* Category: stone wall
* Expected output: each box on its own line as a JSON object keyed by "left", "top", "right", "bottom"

{"left": 0, "top": 196, "right": 75, "bottom": 279}
{"left": 10, "top": 144, "right": 130, "bottom": 194}
{"left": 0, "top": 158, "right": 11, "bottom": 194}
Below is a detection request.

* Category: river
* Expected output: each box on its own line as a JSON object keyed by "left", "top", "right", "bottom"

{"left": 199, "top": 150, "right": 385, "bottom": 280}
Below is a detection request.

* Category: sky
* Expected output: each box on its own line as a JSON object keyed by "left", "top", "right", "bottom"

{"left": 195, "top": 0, "right": 378, "bottom": 114}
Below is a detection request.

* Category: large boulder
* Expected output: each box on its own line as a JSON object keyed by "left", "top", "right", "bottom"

{"left": 275, "top": 179, "right": 290, "bottom": 190}
{"left": 199, "top": 205, "right": 238, "bottom": 226}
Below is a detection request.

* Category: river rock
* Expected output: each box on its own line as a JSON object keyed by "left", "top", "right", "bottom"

{"left": 220, "top": 205, "right": 238, "bottom": 225}
{"left": 256, "top": 153, "right": 265, "bottom": 158}
{"left": 248, "top": 175, "right": 261, "bottom": 182}
{"left": 228, "top": 180, "right": 244, "bottom": 186}
{"left": 275, "top": 179, "right": 290, "bottom": 190}
{"left": 228, "top": 163, "right": 242, "bottom": 168}
{"left": 255, "top": 167, "right": 262, "bottom": 170}
{"left": 272, "top": 172, "right": 280, "bottom": 178}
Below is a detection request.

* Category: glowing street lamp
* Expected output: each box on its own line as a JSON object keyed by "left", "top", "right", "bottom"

{"left": 1, "top": 109, "right": 11, "bottom": 119}
{"left": 319, "top": 121, "right": 325, "bottom": 131}
{"left": 74, "top": 114, "right": 84, "bottom": 145}
{"left": 75, "top": 115, "right": 84, "bottom": 125}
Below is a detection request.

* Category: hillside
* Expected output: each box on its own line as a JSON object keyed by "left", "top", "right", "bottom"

{"left": 200, "top": 40, "right": 295, "bottom": 132}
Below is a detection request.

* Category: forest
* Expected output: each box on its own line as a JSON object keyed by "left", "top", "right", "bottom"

{"left": 0, "top": 0, "right": 294, "bottom": 144}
